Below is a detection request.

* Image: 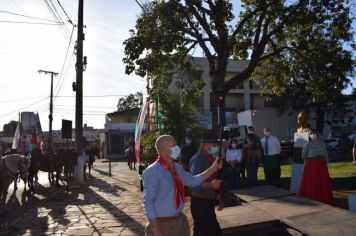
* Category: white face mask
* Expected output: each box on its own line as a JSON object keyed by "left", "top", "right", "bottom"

{"left": 170, "top": 145, "right": 181, "bottom": 160}
{"left": 310, "top": 134, "right": 317, "bottom": 140}
{"left": 209, "top": 146, "right": 219, "bottom": 157}
{"left": 186, "top": 138, "right": 192, "bottom": 145}
{"left": 231, "top": 143, "right": 237, "bottom": 149}
{"left": 264, "top": 132, "right": 271, "bottom": 136}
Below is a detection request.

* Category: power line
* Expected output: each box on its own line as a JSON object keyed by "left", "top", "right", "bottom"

{"left": 134, "top": 0, "right": 146, "bottom": 13}
{"left": 42, "top": 0, "right": 73, "bottom": 45}
{"left": 54, "top": 26, "right": 75, "bottom": 99}
{"left": 54, "top": 50, "right": 76, "bottom": 100}
{"left": 0, "top": 96, "right": 49, "bottom": 118}
{"left": 0, "top": 10, "right": 61, "bottom": 23}
{"left": 56, "top": 0, "right": 73, "bottom": 25}
{"left": 55, "top": 104, "right": 117, "bottom": 109}
{"left": 0, "top": 95, "right": 48, "bottom": 103}
{"left": 54, "top": 95, "right": 130, "bottom": 98}
{"left": 0, "top": 20, "right": 64, "bottom": 25}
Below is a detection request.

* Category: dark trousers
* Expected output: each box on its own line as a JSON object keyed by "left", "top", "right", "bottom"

{"left": 263, "top": 155, "right": 280, "bottom": 186}
{"left": 246, "top": 160, "right": 259, "bottom": 186}
{"left": 190, "top": 197, "right": 222, "bottom": 236}
{"left": 228, "top": 164, "right": 241, "bottom": 190}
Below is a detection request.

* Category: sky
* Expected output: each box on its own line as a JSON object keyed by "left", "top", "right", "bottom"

{"left": 0, "top": 0, "right": 146, "bottom": 132}
{"left": 0, "top": 1, "right": 355, "bottom": 133}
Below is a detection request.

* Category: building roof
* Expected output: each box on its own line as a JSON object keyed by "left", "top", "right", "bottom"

{"left": 106, "top": 108, "right": 140, "bottom": 117}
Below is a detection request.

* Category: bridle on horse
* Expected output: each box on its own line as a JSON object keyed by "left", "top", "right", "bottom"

{"left": 2, "top": 156, "right": 29, "bottom": 179}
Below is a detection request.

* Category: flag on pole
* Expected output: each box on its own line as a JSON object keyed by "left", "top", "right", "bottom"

{"left": 35, "top": 113, "right": 43, "bottom": 135}
{"left": 12, "top": 122, "right": 21, "bottom": 150}
{"left": 135, "top": 99, "right": 149, "bottom": 163}
{"left": 149, "top": 102, "right": 155, "bottom": 131}
{"left": 31, "top": 128, "right": 38, "bottom": 148}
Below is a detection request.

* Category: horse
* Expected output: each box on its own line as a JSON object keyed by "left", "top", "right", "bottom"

{"left": 62, "top": 148, "right": 77, "bottom": 179}
{"left": 27, "top": 147, "right": 64, "bottom": 193}
{"left": 0, "top": 154, "right": 30, "bottom": 214}
{"left": 88, "top": 146, "right": 99, "bottom": 176}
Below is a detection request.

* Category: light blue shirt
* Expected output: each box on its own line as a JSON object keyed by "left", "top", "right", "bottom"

{"left": 143, "top": 160, "right": 203, "bottom": 219}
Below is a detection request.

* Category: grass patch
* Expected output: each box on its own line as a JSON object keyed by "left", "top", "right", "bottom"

{"left": 256, "top": 161, "right": 356, "bottom": 190}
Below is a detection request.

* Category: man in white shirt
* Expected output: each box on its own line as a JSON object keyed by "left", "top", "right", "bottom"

{"left": 261, "top": 128, "right": 281, "bottom": 186}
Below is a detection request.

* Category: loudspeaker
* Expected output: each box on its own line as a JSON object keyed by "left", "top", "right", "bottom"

{"left": 61, "top": 119, "right": 72, "bottom": 139}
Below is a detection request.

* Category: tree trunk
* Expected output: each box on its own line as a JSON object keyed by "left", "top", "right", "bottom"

{"left": 316, "top": 107, "right": 325, "bottom": 135}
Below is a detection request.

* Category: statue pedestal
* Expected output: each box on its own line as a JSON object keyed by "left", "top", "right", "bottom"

{"left": 290, "top": 132, "right": 309, "bottom": 193}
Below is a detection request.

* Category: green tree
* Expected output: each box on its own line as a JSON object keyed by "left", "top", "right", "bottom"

{"left": 159, "top": 93, "right": 198, "bottom": 144}
{"left": 123, "top": 0, "right": 354, "bottom": 128}
{"left": 3, "top": 120, "right": 18, "bottom": 137}
{"left": 253, "top": 16, "right": 354, "bottom": 133}
{"left": 117, "top": 92, "right": 143, "bottom": 111}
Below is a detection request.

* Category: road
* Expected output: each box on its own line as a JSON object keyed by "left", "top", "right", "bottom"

{"left": 0, "top": 160, "right": 130, "bottom": 231}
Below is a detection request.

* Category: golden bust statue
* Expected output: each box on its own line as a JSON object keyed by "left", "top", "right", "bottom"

{"left": 297, "top": 111, "right": 311, "bottom": 133}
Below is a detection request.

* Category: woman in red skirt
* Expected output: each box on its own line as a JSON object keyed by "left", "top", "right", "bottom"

{"left": 299, "top": 129, "right": 334, "bottom": 205}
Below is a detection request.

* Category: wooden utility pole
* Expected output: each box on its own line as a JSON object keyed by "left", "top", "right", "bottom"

{"left": 74, "top": 0, "right": 85, "bottom": 184}
{"left": 38, "top": 70, "right": 58, "bottom": 144}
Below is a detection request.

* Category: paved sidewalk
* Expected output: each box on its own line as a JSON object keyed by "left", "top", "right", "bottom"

{"left": 1, "top": 169, "right": 148, "bottom": 236}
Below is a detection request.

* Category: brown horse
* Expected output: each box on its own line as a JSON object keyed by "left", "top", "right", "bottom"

{"left": 27, "top": 148, "right": 64, "bottom": 193}
{"left": 0, "top": 154, "right": 30, "bottom": 214}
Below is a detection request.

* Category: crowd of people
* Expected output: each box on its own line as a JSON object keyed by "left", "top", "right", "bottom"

{"left": 140, "top": 126, "right": 285, "bottom": 236}
{"left": 139, "top": 124, "right": 356, "bottom": 236}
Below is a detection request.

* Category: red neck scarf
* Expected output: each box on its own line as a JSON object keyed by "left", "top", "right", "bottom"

{"left": 157, "top": 156, "right": 185, "bottom": 209}
{"left": 206, "top": 154, "right": 218, "bottom": 179}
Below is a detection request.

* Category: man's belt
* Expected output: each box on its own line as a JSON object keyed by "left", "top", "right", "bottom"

{"left": 191, "top": 191, "right": 217, "bottom": 200}
{"left": 156, "top": 212, "right": 182, "bottom": 222}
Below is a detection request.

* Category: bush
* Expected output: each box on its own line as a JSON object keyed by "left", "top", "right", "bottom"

{"left": 140, "top": 131, "right": 160, "bottom": 164}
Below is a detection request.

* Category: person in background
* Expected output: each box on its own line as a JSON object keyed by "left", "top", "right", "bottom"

{"left": 299, "top": 129, "right": 333, "bottom": 205}
{"left": 226, "top": 138, "right": 242, "bottom": 190}
{"left": 261, "top": 128, "right": 281, "bottom": 186}
{"left": 243, "top": 133, "right": 261, "bottom": 186}
{"left": 126, "top": 138, "right": 136, "bottom": 170}
{"left": 143, "top": 134, "right": 222, "bottom": 236}
{"left": 241, "top": 126, "right": 261, "bottom": 182}
{"left": 352, "top": 138, "right": 355, "bottom": 165}
{"left": 83, "top": 146, "right": 90, "bottom": 180}
{"left": 189, "top": 132, "right": 224, "bottom": 236}
{"left": 180, "top": 128, "right": 198, "bottom": 171}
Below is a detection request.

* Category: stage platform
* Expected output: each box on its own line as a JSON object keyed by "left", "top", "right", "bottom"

{"left": 217, "top": 185, "right": 356, "bottom": 236}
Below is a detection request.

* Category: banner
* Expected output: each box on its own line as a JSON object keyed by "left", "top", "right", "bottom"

{"left": 149, "top": 102, "right": 155, "bottom": 131}
{"left": 135, "top": 99, "right": 149, "bottom": 163}
{"left": 21, "top": 112, "right": 37, "bottom": 135}
{"left": 12, "top": 122, "right": 22, "bottom": 150}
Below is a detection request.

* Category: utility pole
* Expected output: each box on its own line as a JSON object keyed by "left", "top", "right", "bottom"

{"left": 38, "top": 70, "right": 58, "bottom": 145}
{"left": 73, "top": 0, "right": 86, "bottom": 185}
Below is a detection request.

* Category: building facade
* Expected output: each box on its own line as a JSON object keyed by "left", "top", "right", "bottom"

{"left": 104, "top": 108, "right": 140, "bottom": 157}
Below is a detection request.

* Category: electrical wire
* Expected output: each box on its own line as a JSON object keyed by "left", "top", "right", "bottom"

{"left": 53, "top": 25, "right": 75, "bottom": 100}
{"left": 0, "top": 95, "right": 49, "bottom": 103}
{"left": 0, "top": 96, "right": 49, "bottom": 118}
{"left": 56, "top": 0, "right": 73, "bottom": 25}
{"left": 0, "top": 20, "right": 64, "bottom": 25}
{"left": 42, "top": 0, "right": 73, "bottom": 46}
{"left": 54, "top": 95, "right": 130, "bottom": 98}
{"left": 0, "top": 10, "right": 61, "bottom": 23}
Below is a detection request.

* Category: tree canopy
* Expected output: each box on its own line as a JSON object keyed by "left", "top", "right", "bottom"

{"left": 123, "top": 0, "right": 354, "bottom": 130}
{"left": 3, "top": 120, "right": 18, "bottom": 137}
{"left": 117, "top": 92, "right": 143, "bottom": 111}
